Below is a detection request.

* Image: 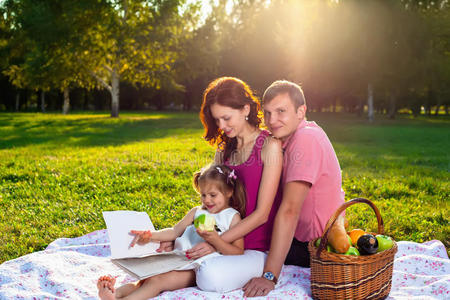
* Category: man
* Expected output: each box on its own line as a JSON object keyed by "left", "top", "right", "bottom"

{"left": 243, "top": 80, "right": 345, "bottom": 297}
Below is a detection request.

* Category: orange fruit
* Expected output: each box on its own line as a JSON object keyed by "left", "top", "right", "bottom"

{"left": 349, "top": 229, "right": 366, "bottom": 246}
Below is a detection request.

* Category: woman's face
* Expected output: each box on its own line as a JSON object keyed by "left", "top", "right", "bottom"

{"left": 210, "top": 103, "right": 249, "bottom": 138}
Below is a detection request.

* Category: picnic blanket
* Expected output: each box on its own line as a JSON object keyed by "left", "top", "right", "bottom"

{"left": 0, "top": 229, "right": 448, "bottom": 299}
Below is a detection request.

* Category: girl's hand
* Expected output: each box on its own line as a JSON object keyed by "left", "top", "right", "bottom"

{"left": 156, "top": 241, "right": 174, "bottom": 253}
{"left": 186, "top": 242, "right": 216, "bottom": 259}
{"left": 196, "top": 229, "right": 220, "bottom": 244}
{"left": 129, "top": 230, "right": 152, "bottom": 248}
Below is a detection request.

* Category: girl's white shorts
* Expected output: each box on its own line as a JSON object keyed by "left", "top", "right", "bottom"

{"left": 195, "top": 249, "right": 267, "bottom": 293}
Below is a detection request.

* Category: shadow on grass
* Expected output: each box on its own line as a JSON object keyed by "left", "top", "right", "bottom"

{"left": 0, "top": 112, "right": 203, "bottom": 149}
{"left": 308, "top": 112, "right": 450, "bottom": 172}
{"left": 1, "top": 112, "right": 449, "bottom": 173}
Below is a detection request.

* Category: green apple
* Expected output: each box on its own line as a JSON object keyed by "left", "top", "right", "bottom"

{"left": 314, "top": 238, "right": 335, "bottom": 253}
{"left": 327, "top": 244, "right": 335, "bottom": 253}
{"left": 315, "top": 238, "right": 322, "bottom": 248}
{"left": 344, "top": 246, "right": 360, "bottom": 256}
{"left": 376, "top": 234, "right": 394, "bottom": 252}
{"left": 194, "top": 214, "right": 216, "bottom": 231}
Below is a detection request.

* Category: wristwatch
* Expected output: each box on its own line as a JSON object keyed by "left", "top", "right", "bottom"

{"left": 262, "top": 271, "right": 278, "bottom": 284}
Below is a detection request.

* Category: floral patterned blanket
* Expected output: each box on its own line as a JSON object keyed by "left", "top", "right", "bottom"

{"left": 0, "top": 229, "right": 448, "bottom": 299}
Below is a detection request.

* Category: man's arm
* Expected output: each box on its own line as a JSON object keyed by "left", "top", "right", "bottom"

{"left": 264, "top": 181, "right": 310, "bottom": 276}
{"left": 243, "top": 180, "right": 310, "bottom": 297}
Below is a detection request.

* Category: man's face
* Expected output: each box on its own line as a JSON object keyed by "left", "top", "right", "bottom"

{"left": 264, "top": 93, "right": 305, "bottom": 141}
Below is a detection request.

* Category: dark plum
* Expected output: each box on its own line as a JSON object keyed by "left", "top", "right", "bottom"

{"left": 357, "top": 234, "right": 379, "bottom": 255}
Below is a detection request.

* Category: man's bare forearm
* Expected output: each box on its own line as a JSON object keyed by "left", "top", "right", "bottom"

{"left": 264, "top": 181, "right": 310, "bottom": 277}
{"left": 263, "top": 209, "right": 299, "bottom": 277}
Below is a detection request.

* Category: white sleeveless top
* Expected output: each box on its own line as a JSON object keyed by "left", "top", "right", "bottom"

{"left": 174, "top": 207, "right": 239, "bottom": 251}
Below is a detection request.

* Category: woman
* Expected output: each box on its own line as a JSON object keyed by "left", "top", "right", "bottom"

{"left": 186, "top": 77, "right": 283, "bottom": 292}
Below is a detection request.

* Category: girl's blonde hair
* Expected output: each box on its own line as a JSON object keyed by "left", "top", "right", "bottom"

{"left": 193, "top": 164, "right": 246, "bottom": 218}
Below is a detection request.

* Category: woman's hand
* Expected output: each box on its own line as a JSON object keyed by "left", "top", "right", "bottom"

{"left": 129, "top": 230, "right": 152, "bottom": 248}
{"left": 185, "top": 241, "right": 216, "bottom": 259}
{"left": 156, "top": 241, "right": 174, "bottom": 253}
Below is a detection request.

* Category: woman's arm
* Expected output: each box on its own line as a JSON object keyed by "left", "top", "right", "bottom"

{"left": 197, "top": 213, "right": 244, "bottom": 255}
{"left": 220, "top": 137, "right": 283, "bottom": 243}
{"left": 186, "top": 137, "right": 282, "bottom": 258}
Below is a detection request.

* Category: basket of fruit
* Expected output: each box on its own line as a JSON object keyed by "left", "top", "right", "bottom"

{"left": 308, "top": 198, "right": 397, "bottom": 300}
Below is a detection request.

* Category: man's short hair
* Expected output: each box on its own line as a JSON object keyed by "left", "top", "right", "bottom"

{"left": 262, "top": 80, "right": 306, "bottom": 109}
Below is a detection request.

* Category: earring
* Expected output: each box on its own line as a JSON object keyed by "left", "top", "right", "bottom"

{"left": 245, "top": 116, "right": 249, "bottom": 121}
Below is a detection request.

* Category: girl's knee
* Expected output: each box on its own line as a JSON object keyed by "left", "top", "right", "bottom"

{"left": 196, "top": 251, "right": 267, "bottom": 293}
{"left": 195, "top": 262, "right": 232, "bottom": 293}
{"left": 196, "top": 262, "right": 226, "bottom": 292}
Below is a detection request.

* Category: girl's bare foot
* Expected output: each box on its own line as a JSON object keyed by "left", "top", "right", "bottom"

{"left": 97, "top": 275, "right": 117, "bottom": 300}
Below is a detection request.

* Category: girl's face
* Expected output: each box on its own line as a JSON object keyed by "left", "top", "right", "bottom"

{"left": 210, "top": 103, "right": 250, "bottom": 138}
{"left": 199, "top": 180, "right": 232, "bottom": 214}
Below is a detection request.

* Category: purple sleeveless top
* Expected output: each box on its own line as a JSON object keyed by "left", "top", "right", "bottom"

{"left": 225, "top": 130, "right": 282, "bottom": 251}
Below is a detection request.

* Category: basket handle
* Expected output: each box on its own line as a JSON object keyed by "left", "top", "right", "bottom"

{"left": 316, "top": 198, "right": 384, "bottom": 258}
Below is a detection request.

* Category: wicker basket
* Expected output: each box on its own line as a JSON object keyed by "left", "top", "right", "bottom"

{"left": 308, "top": 198, "right": 397, "bottom": 300}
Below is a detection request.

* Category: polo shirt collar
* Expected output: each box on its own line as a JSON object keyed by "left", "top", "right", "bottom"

{"left": 281, "top": 119, "right": 307, "bottom": 150}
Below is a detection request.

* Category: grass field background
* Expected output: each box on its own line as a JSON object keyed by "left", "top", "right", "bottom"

{"left": 0, "top": 111, "right": 449, "bottom": 263}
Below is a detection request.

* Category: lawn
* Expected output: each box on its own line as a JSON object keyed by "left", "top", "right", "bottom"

{"left": 0, "top": 111, "right": 448, "bottom": 263}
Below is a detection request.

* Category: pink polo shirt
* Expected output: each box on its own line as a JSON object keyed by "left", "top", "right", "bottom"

{"left": 282, "top": 120, "right": 345, "bottom": 242}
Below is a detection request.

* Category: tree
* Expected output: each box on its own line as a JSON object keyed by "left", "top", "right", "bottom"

{"left": 69, "top": 0, "right": 185, "bottom": 117}
{"left": 216, "top": 0, "right": 284, "bottom": 92}
{"left": 1, "top": 0, "right": 186, "bottom": 117}
{"left": 1, "top": 0, "right": 99, "bottom": 114}
{"left": 420, "top": 1, "right": 450, "bottom": 115}
{"left": 174, "top": 2, "right": 220, "bottom": 110}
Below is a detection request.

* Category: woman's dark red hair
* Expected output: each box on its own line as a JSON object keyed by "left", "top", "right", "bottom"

{"left": 200, "top": 77, "right": 263, "bottom": 161}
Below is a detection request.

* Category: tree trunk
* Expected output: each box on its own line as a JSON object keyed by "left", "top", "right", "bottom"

{"left": 82, "top": 89, "right": 88, "bottom": 110}
{"left": 367, "top": 83, "right": 374, "bottom": 122}
{"left": 388, "top": 93, "right": 396, "bottom": 119}
{"left": 41, "top": 91, "right": 46, "bottom": 113}
{"left": 183, "top": 86, "right": 192, "bottom": 111}
{"left": 15, "top": 92, "right": 20, "bottom": 111}
{"left": 63, "top": 87, "right": 70, "bottom": 114}
{"left": 445, "top": 104, "right": 448, "bottom": 115}
{"left": 110, "top": 70, "right": 120, "bottom": 117}
{"left": 434, "top": 96, "right": 441, "bottom": 116}
{"left": 357, "top": 97, "right": 364, "bottom": 117}
{"left": 425, "top": 103, "right": 431, "bottom": 116}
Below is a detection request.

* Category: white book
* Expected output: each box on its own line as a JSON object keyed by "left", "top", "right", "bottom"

{"left": 102, "top": 211, "right": 191, "bottom": 280}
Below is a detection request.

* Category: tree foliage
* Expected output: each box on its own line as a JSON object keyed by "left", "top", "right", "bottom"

{"left": 1, "top": 0, "right": 187, "bottom": 116}
{"left": 0, "top": 0, "right": 448, "bottom": 116}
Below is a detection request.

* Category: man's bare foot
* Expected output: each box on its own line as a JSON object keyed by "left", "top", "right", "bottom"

{"left": 97, "top": 275, "right": 117, "bottom": 300}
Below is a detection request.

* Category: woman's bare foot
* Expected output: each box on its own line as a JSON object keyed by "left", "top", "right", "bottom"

{"left": 97, "top": 275, "right": 117, "bottom": 300}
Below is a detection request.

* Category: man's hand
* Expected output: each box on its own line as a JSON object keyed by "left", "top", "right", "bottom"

{"left": 242, "top": 277, "right": 275, "bottom": 297}
{"left": 129, "top": 230, "right": 152, "bottom": 248}
{"left": 156, "top": 241, "right": 174, "bottom": 253}
{"left": 185, "top": 241, "right": 215, "bottom": 259}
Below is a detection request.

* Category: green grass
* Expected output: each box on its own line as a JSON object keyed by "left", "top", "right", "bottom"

{"left": 0, "top": 111, "right": 448, "bottom": 263}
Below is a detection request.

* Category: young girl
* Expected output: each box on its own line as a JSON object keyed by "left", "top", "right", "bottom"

{"left": 97, "top": 164, "right": 246, "bottom": 300}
